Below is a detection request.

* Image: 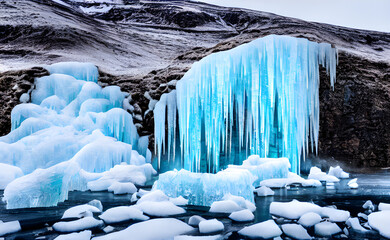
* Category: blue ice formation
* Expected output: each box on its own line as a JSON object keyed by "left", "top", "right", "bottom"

{"left": 1, "top": 62, "right": 152, "bottom": 209}
{"left": 153, "top": 154, "right": 289, "bottom": 205}
{"left": 154, "top": 35, "right": 337, "bottom": 173}
{"left": 153, "top": 168, "right": 255, "bottom": 206}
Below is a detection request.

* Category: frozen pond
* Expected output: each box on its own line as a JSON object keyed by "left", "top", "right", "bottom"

{"left": 1, "top": 172, "right": 389, "bottom": 239}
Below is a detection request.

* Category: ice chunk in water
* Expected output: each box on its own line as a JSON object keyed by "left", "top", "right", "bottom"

{"left": 0, "top": 220, "right": 21, "bottom": 237}
{"left": 281, "top": 224, "right": 312, "bottom": 240}
{"left": 270, "top": 200, "right": 322, "bottom": 219}
{"left": 99, "top": 206, "right": 149, "bottom": 224}
{"left": 198, "top": 219, "right": 224, "bottom": 234}
{"left": 152, "top": 168, "right": 255, "bottom": 206}
{"left": 314, "top": 222, "right": 342, "bottom": 237}
{"left": 368, "top": 210, "right": 390, "bottom": 238}
{"left": 238, "top": 220, "right": 282, "bottom": 239}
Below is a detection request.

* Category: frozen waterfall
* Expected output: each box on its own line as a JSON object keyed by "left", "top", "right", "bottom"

{"left": 154, "top": 35, "right": 337, "bottom": 173}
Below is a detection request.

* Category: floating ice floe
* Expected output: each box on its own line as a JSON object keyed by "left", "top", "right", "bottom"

{"left": 92, "top": 218, "right": 194, "bottom": 240}
{"left": 260, "top": 172, "right": 322, "bottom": 188}
{"left": 198, "top": 219, "right": 224, "bottom": 234}
{"left": 54, "top": 230, "right": 92, "bottom": 240}
{"left": 0, "top": 220, "right": 21, "bottom": 237}
{"left": 254, "top": 186, "right": 275, "bottom": 196}
{"left": 314, "top": 221, "right": 342, "bottom": 237}
{"left": 368, "top": 210, "right": 390, "bottom": 238}
{"left": 363, "top": 200, "right": 375, "bottom": 211}
{"left": 348, "top": 178, "right": 358, "bottom": 189}
{"left": 99, "top": 206, "right": 149, "bottom": 224}
{"left": 328, "top": 166, "right": 349, "bottom": 178}
{"left": 0, "top": 163, "right": 23, "bottom": 190}
{"left": 229, "top": 209, "right": 255, "bottom": 222}
{"left": 62, "top": 204, "right": 102, "bottom": 219}
{"left": 270, "top": 200, "right": 322, "bottom": 219}
{"left": 238, "top": 220, "right": 282, "bottom": 239}
{"left": 209, "top": 194, "right": 255, "bottom": 213}
{"left": 281, "top": 224, "right": 312, "bottom": 240}
{"left": 103, "top": 226, "right": 115, "bottom": 233}
{"left": 346, "top": 217, "right": 368, "bottom": 232}
{"left": 308, "top": 167, "right": 340, "bottom": 183}
{"left": 53, "top": 217, "right": 104, "bottom": 233}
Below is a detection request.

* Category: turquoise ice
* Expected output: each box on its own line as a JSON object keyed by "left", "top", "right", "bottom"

{"left": 154, "top": 35, "right": 337, "bottom": 173}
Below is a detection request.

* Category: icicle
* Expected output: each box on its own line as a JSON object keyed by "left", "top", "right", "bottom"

{"left": 154, "top": 35, "right": 337, "bottom": 173}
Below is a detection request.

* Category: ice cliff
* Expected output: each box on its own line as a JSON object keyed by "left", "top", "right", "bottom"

{"left": 154, "top": 35, "right": 337, "bottom": 173}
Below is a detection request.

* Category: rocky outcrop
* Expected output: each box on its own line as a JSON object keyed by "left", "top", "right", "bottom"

{"left": 0, "top": 0, "right": 389, "bottom": 168}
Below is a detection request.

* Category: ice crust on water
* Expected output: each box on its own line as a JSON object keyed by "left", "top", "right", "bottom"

{"left": 154, "top": 35, "right": 337, "bottom": 173}
{"left": 153, "top": 168, "right": 255, "bottom": 206}
{"left": 2, "top": 62, "right": 153, "bottom": 209}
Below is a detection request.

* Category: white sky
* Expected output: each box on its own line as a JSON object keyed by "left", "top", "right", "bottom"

{"left": 197, "top": 0, "right": 390, "bottom": 33}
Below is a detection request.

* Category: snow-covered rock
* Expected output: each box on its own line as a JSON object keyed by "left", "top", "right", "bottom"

{"left": 92, "top": 218, "right": 194, "bottom": 240}
{"left": 137, "top": 190, "right": 169, "bottom": 204}
{"left": 378, "top": 202, "right": 390, "bottom": 211}
{"left": 198, "top": 219, "right": 224, "bottom": 234}
{"left": 54, "top": 230, "right": 92, "bottom": 240}
{"left": 209, "top": 200, "right": 242, "bottom": 214}
{"left": 53, "top": 217, "right": 104, "bottom": 233}
{"left": 136, "top": 201, "right": 186, "bottom": 217}
{"left": 0, "top": 163, "right": 23, "bottom": 190}
{"left": 314, "top": 221, "right": 342, "bottom": 237}
{"left": 108, "top": 182, "right": 137, "bottom": 195}
{"left": 0, "top": 220, "right": 21, "bottom": 237}
{"left": 368, "top": 210, "right": 390, "bottom": 238}
{"left": 270, "top": 200, "right": 322, "bottom": 219}
{"left": 254, "top": 186, "right": 274, "bottom": 196}
{"left": 298, "top": 212, "right": 322, "bottom": 227}
{"left": 229, "top": 209, "right": 254, "bottom": 222}
{"left": 170, "top": 196, "right": 189, "bottom": 206}
{"left": 238, "top": 220, "right": 282, "bottom": 239}
{"left": 99, "top": 206, "right": 149, "bottom": 224}
{"left": 346, "top": 218, "right": 368, "bottom": 232}
{"left": 188, "top": 215, "right": 206, "bottom": 226}
{"left": 321, "top": 207, "right": 350, "bottom": 222}
{"left": 281, "top": 224, "right": 311, "bottom": 240}
{"left": 62, "top": 204, "right": 101, "bottom": 219}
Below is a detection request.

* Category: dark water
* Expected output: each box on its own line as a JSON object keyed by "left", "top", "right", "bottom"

{"left": 1, "top": 173, "right": 390, "bottom": 239}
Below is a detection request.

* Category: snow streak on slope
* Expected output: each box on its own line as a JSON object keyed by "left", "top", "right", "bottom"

{"left": 154, "top": 35, "right": 337, "bottom": 173}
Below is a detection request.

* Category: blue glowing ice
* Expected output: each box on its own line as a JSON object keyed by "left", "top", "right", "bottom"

{"left": 0, "top": 62, "right": 152, "bottom": 208}
{"left": 154, "top": 35, "right": 337, "bottom": 173}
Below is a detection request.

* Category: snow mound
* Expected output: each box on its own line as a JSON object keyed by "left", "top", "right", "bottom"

{"left": 99, "top": 206, "right": 149, "bottom": 224}
{"left": 92, "top": 218, "right": 194, "bottom": 240}
{"left": 53, "top": 217, "right": 104, "bottom": 233}
{"left": 238, "top": 220, "right": 282, "bottom": 239}
{"left": 198, "top": 219, "right": 224, "bottom": 234}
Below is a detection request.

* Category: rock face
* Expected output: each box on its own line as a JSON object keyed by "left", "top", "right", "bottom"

{"left": 0, "top": 0, "right": 389, "bottom": 168}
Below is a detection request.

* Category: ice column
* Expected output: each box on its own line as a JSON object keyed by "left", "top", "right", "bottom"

{"left": 154, "top": 35, "right": 337, "bottom": 173}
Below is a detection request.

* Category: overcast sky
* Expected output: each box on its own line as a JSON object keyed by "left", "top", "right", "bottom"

{"left": 197, "top": 0, "right": 390, "bottom": 33}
